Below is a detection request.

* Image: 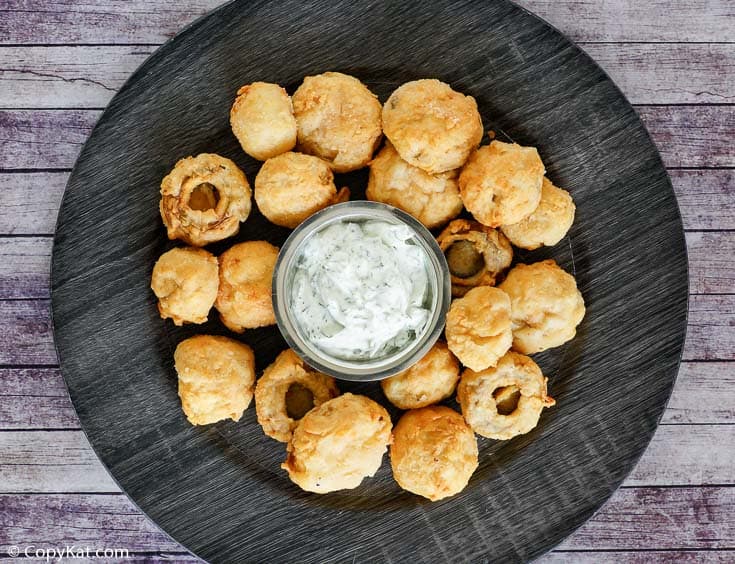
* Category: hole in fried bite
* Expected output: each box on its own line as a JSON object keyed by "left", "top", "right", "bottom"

{"left": 285, "top": 382, "right": 316, "bottom": 420}
{"left": 187, "top": 182, "right": 220, "bottom": 211}
{"left": 445, "top": 240, "right": 485, "bottom": 279}
{"left": 493, "top": 385, "right": 521, "bottom": 416}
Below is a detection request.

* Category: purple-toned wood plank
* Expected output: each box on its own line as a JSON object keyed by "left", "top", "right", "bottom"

{"left": 540, "top": 551, "right": 735, "bottom": 563}
{"left": 557, "top": 487, "right": 735, "bottom": 551}
{"left": 0, "top": 557, "right": 197, "bottom": 563}
{"left": 684, "top": 295, "right": 735, "bottom": 361}
{"left": 2, "top": 44, "right": 732, "bottom": 108}
{"left": 0, "top": 300, "right": 56, "bottom": 365}
{"left": 671, "top": 169, "right": 735, "bottom": 231}
{"left": 0, "top": 173, "right": 64, "bottom": 235}
{"left": 687, "top": 232, "right": 735, "bottom": 294}
{"left": 2, "top": 0, "right": 733, "bottom": 44}
{"left": 0, "top": 369, "right": 79, "bottom": 430}
{"left": 0, "top": 237, "right": 50, "bottom": 299}
{"left": 664, "top": 363, "right": 735, "bottom": 424}
{"left": 0, "top": 106, "right": 733, "bottom": 170}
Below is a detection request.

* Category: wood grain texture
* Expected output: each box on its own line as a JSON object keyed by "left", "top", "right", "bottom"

{"left": 2, "top": 0, "right": 733, "bottom": 44}
{"left": 3, "top": 107, "right": 731, "bottom": 170}
{"left": 684, "top": 295, "right": 735, "bottom": 361}
{"left": 1, "top": 169, "right": 732, "bottom": 235}
{"left": 1, "top": 488, "right": 732, "bottom": 553}
{"left": 540, "top": 552, "right": 735, "bottom": 563}
{"left": 0, "top": 369, "right": 80, "bottom": 430}
{"left": 0, "top": 300, "right": 55, "bottom": 365}
{"left": 2, "top": 44, "right": 732, "bottom": 108}
{"left": 664, "top": 363, "right": 735, "bottom": 424}
{"left": 687, "top": 232, "right": 735, "bottom": 294}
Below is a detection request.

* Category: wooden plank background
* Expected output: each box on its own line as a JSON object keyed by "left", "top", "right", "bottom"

{"left": 0, "top": 0, "right": 732, "bottom": 562}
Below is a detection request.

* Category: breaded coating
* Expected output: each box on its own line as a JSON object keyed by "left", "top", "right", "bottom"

{"left": 160, "top": 153, "right": 252, "bottom": 246}
{"left": 366, "top": 142, "right": 463, "bottom": 229}
{"left": 381, "top": 341, "right": 460, "bottom": 410}
{"left": 255, "top": 349, "right": 339, "bottom": 442}
{"left": 230, "top": 82, "right": 297, "bottom": 161}
{"left": 282, "top": 393, "right": 392, "bottom": 493}
{"left": 254, "top": 152, "right": 349, "bottom": 229}
{"left": 445, "top": 286, "right": 513, "bottom": 371}
{"left": 501, "top": 177, "right": 576, "bottom": 250}
{"left": 457, "top": 351, "right": 555, "bottom": 440}
{"left": 174, "top": 335, "right": 255, "bottom": 425}
{"left": 292, "top": 72, "right": 382, "bottom": 173}
{"left": 382, "top": 79, "right": 483, "bottom": 174}
{"left": 151, "top": 246, "right": 218, "bottom": 325}
{"left": 459, "top": 141, "right": 544, "bottom": 227}
{"left": 437, "top": 219, "right": 513, "bottom": 297}
{"left": 215, "top": 240, "right": 279, "bottom": 331}
{"left": 390, "top": 406, "right": 478, "bottom": 501}
{"left": 498, "top": 260, "right": 585, "bottom": 354}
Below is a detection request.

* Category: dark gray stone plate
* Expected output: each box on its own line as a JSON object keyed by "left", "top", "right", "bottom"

{"left": 51, "top": 0, "right": 689, "bottom": 561}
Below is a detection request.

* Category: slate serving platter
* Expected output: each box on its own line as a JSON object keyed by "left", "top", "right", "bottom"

{"left": 51, "top": 0, "right": 689, "bottom": 562}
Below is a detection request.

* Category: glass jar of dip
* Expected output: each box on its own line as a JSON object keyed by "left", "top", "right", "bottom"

{"left": 273, "top": 201, "right": 451, "bottom": 381}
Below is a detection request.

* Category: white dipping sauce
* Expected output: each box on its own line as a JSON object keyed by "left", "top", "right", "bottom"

{"left": 290, "top": 219, "right": 431, "bottom": 360}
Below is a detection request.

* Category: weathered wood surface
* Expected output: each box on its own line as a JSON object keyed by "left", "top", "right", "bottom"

{"left": 539, "top": 552, "right": 735, "bottom": 563}
{"left": 1, "top": 169, "right": 732, "bottom": 235}
{"left": 2, "top": 0, "right": 733, "bottom": 44}
{"left": 2, "top": 44, "right": 732, "bottom": 108}
{"left": 1, "top": 487, "right": 732, "bottom": 554}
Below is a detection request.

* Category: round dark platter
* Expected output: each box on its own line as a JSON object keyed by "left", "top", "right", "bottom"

{"left": 51, "top": 0, "right": 688, "bottom": 562}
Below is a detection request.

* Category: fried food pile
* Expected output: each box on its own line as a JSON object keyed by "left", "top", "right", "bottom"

{"left": 149, "top": 72, "right": 585, "bottom": 502}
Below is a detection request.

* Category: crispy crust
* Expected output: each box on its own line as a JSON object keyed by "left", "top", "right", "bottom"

{"left": 381, "top": 341, "right": 460, "bottom": 410}
{"left": 282, "top": 393, "right": 392, "bottom": 493}
{"left": 366, "top": 142, "right": 463, "bottom": 229}
{"left": 498, "top": 260, "right": 586, "bottom": 354}
{"left": 457, "top": 351, "right": 555, "bottom": 440}
{"left": 459, "top": 141, "right": 544, "bottom": 227}
{"left": 159, "top": 153, "right": 252, "bottom": 246}
{"left": 151, "top": 246, "right": 218, "bottom": 325}
{"left": 383, "top": 79, "right": 483, "bottom": 174}
{"left": 437, "top": 219, "right": 513, "bottom": 297}
{"left": 445, "top": 286, "right": 513, "bottom": 371}
{"left": 292, "top": 72, "right": 383, "bottom": 173}
{"left": 174, "top": 335, "right": 256, "bottom": 425}
{"left": 215, "top": 240, "right": 279, "bottom": 331}
{"left": 230, "top": 82, "right": 297, "bottom": 161}
{"left": 390, "top": 406, "right": 478, "bottom": 501}
{"left": 255, "top": 349, "right": 340, "bottom": 442}
{"left": 501, "top": 177, "right": 576, "bottom": 249}
{"left": 254, "top": 152, "right": 349, "bottom": 228}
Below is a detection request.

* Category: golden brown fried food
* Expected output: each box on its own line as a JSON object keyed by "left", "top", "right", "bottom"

{"left": 390, "top": 406, "right": 478, "bottom": 501}
{"left": 160, "top": 153, "right": 252, "bottom": 246}
{"left": 498, "top": 260, "right": 585, "bottom": 354}
{"left": 255, "top": 349, "right": 340, "bottom": 442}
{"left": 150, "top": 246, "right": 218, "bottom": 325}
{"left": 381, "top": 341, "right": 460, "bottom": 410}
{"left": 382, "top": 79, "right": 483, "bottom": 174}
{"left": 445, "top": 286, "right": 512, "bottom": 371}
{"left": 254, "top": 152, "right": 349, "bottom": 228}
{"left": 230, "top": 82, "right": 297, "bottom": 161}
{"left": 174, "top": 335, "right": 255, "bottom": 425}
{"left": 215, "top": 240, "right": 279, "bottom": 332}
{"left": 282, "top": 393, "right": 392, "bottom": 493}
{"left": 292, "top": 72, "right": 382, "bottom": 173}
{"left": 459, "top": 141, "right": 544, "bottom": 227}
{"left": 501, "top": 177, "right": 575, "bottom": 249}
{"left": 437, "top": 219, "right": 513, "bottom": 297}
{"left": 457, "top": 351, "right": 555, "bottom": 440}
{"left": 366, "top": 142, "right": 463, "bottom": 229}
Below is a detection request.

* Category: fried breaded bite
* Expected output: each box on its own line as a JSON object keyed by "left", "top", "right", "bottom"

{"left": 150, "top": 246, "right": 218, "bottom": 325}
{"left": 366, "top": 142, "right": 463, "bottom": 229}
{"left": 174, "top": 335, "right": 255, "bottom": 425}
{"left": 230, "top": 82, "right": 297, "bottom": 161}
{"left": 381, "top": 341, "right": 460, "bottom": 410}
{"left": 390, "top": 406, "right": 478, "bottom": 501}
{"left": 501, "top": 177, "right": 576, "bottom": 249}
{"left": 160, "top": 153, "right": 252, "bottom": 246}
{"left": 459, "top": 141, "right": 544, "bottom": 227}
{"left": 445, "top": 286, "right": 513, "bottom": 371}
{"left": 382, "top": 79, "right": 483, "bottom": 174}
{"left": 498, "top": 260, "right": 585, "bottom": 354}
{"left": 292, "top": 72, "right": 383, "bottom": 173}
{"left": 255, "top": 349, "right": 340, "bottom": 442}
{"left": 215, "top": 240, "right": 279, "bottom": 331}
{"left": 254, "top": 152, "right": 349, "bottom": 229}
{"left": 282, "top": 393, "right": 392, "bottom": 493}
{"left": 437, "top": 219, "right": 513, "bottom": 297}
{"left": 457, "top": 351, "right": 555, "bottom": 440}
